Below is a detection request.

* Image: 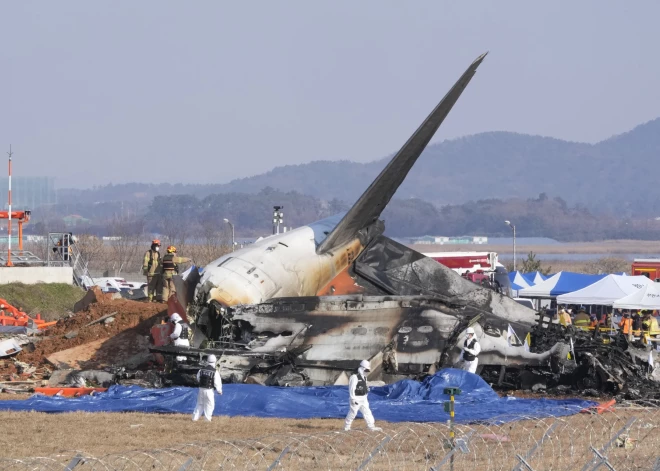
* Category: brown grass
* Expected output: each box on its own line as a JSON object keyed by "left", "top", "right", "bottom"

{"left": 1, "top": 407, "right": 658, "bottom": 470}
{"left": 412, "top": 239, "right": 660, "bottom": 255}
{"left": 0, "top": 411, "right": 344, "bottom": 457}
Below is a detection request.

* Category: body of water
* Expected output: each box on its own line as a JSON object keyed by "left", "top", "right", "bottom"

{"left": 486, "top": 237, "right": 561, "bottom": 245}
{"left": 499, "top": 253, "right": 659, "bottom": 261}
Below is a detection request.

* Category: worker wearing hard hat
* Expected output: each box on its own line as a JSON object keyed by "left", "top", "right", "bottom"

{"left": 142, "top": 239, "right": 162, "bottom": 302}
{"left": 161, "top": 246, "right": 191, "bottom": 301}
{"left": 169, "top": 313, "right": 191, "bottom": 363}
{"left": 192, "top": 354, "right": 223, "bottom": 422}
{"left": 460, "top": 327, "right": 481, "bottom": 374}
{"left": 344, "top": 360, "right": 382, "bottom": 432}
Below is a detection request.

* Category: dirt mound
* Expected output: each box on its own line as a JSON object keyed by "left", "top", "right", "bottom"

{"left": 18, "top": 288, "right": 167, "bottom": 367}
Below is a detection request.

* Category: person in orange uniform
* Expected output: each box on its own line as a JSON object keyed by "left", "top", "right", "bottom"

{"left": 619, "top": 312, "right": 633, "bottom": 337}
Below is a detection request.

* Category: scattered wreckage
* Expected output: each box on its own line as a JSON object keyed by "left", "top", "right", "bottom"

{"left": 485, "top": 318, "right": 660, "bottom": 400}
{"left": 153, "top": 291, "right": 660, "bottom": 399}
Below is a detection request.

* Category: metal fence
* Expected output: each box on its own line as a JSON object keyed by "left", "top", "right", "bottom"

{"left": 4, "top": 405, "right": 660, "bottom": 470}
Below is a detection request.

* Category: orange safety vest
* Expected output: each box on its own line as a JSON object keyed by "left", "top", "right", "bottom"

{"left": 619, "top": 317, "right": 632, "bottom": 334}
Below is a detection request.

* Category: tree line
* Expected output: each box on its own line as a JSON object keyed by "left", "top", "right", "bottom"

{"left": 24, "top": 190, "right": 660, "bottom": 243}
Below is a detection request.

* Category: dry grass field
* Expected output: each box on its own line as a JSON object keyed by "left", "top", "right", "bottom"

{"left": 1, "top": 406, "right": 659, "bottom": 470}
{"left": 412, "top": 239, "right": 660, "bottom": 256}
{"left": 0, "top": 411, "right": 345, "bottom": 457}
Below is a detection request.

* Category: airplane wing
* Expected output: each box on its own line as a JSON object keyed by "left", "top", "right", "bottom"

{"left": 317, "top": 52, "right": 488, "bottom": 254}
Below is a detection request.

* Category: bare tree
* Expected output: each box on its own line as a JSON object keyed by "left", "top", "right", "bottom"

{"left": 75, "top": 234, "right": 104, "bottom": 262}
{"left": 189, "top": 218, "right": 232, "bottom": 267}
{"left": 583, "top": 257, "right": 630, "bottom": 275}
{"left": 108, "top": 214, "right": 145, "bottom": 276}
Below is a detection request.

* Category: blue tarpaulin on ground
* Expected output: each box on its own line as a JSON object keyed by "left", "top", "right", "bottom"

{"left": 0, "top": 369, "right": 594, "bottom": 423}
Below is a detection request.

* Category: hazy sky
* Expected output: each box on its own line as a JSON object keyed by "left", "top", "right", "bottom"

{"left": 3, "top": 1, "right": 659, "bottom": 188}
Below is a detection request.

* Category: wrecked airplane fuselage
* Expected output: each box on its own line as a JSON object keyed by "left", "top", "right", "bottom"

{"left": 176, "top": 235, "right": 549, "bottom": 386}
{"left": 167, "top": 53, "right": 560, "bottom": 387}
{"left": 201, "top": 294, "right": 557, "bottom": 386}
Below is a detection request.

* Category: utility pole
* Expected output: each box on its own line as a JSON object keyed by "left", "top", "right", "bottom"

{"left": 6, "top": 145, "right": 13, "bottom": 267}
{"left": 223, "top": 218, "right": 235, "bottom": 252}
{"left": 272, "top": 206, "right": 283, "bottom": 235}
{"left": 505, "top": 220, "right": 516, "bottom": 271}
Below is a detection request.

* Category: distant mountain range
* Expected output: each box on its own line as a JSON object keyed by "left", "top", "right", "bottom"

{"left": 215, "top": 117, "right": 660, "bottom": 216}
{"left": 58, "top": 118, "right": 660, "bottom": 217}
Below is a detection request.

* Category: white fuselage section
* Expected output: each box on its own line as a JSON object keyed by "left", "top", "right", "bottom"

{"left": 195, "top": 213, "right": 360, "bottom": 307}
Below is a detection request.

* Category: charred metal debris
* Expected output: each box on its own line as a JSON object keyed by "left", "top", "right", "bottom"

{"left": 482, "top": 314, "right": 660, "bottom": 400}
{"left": 153, "top": 303, "right": 660, "bottom": 399}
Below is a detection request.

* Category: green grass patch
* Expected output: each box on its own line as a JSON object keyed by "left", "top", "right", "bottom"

{"left": 0, "top": 283, "right": 84, "bottom": 321}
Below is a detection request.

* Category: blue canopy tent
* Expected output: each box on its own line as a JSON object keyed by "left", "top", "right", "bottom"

{"left": 522, "top": 271, "right": 547, "bottom": 286}
{"left": 508, "top": 271, "right": 531, "bottom": 296}
{"left": 518, "top": 272, "right": 607, "bottom": 299}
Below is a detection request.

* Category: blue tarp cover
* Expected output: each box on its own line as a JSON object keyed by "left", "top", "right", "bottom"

{"left": 0, "top": 369, "right": 594, "bottom": 423}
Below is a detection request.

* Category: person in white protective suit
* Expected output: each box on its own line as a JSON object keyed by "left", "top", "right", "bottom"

{"left": 344, "top": 360, "right": 382, "bottom": 432}
{"left": 169, "top": 313, "right": 191, "bottom": 362}
{"left": 192, "top": 354, "right": 223, "bottom": 422}
{"left": 460, "top": 327, "right": 481, "bottom": 374}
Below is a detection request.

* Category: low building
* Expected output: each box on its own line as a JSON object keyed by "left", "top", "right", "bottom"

{"left": 408, "top": 235, "right": 488, "bottom": 245}
{"left": 433, "top": 236, "right": 488, "bottom": 245}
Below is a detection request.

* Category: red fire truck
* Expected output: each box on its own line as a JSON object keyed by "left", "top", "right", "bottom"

{"left": 423, "top": 252, "right": 497, "bottom": 275}
{"left": 631, "top": 259, "right": 660, "bottom": 281}
{"left": 422, "top": 251, "right": 512, "bottom": 296}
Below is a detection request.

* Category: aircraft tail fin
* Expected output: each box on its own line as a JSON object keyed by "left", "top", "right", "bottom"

{"left": 317, "top": 52, "right": 487, "bottom": 254}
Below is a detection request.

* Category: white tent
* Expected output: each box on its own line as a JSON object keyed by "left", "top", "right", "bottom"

{"left": 556, "top": 274, "right": 651, "bottom": 306}
{"left": 613, "top": 282, "right": 660, "bottom": 309}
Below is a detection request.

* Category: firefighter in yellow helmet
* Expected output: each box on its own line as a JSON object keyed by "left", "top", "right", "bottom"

{"left": 142, "top": 239, "right": 162, "bottom": 302}
{"left": 161, "top": 246, "right": 191, "bottom": 301}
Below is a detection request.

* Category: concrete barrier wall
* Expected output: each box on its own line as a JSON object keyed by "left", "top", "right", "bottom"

{"left": 0, "top": 267, "right": 74, "bottom": 285}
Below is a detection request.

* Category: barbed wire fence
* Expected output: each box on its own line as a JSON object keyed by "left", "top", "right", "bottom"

{"left": 3, "top": 403, "right": 660, "bottom": 470}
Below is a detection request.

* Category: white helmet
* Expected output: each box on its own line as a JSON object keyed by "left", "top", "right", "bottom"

{"left": 170, "top": 313, "right": 182, "bottom": 323}
{"left": 360, "top": 359, "right": 371, "bottom": 371}
{"left": 466, "top": 327, "right": 475, "bottom": 335}
{"left": 207, "top": 354, "right": 217, "bottom": 365}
